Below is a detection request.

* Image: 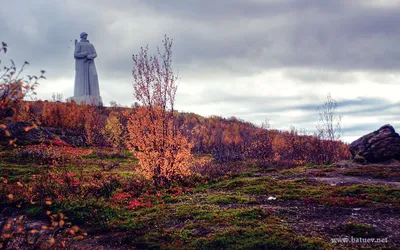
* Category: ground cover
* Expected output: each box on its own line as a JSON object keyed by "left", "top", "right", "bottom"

{"left": 0, "top": 147, "right": 399, "bottom": 249}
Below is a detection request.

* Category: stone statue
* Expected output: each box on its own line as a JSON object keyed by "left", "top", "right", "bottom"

{"left": 70, "top": 32, "right": 102, "bottom": 105}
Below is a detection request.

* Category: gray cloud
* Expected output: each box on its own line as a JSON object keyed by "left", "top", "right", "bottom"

{"left": 3, "top": 0, "right": 400, "bottom": 79}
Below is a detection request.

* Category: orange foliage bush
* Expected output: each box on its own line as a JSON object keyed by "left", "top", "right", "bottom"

{"left": 127, "top": 107, "right": 192, "bottom": 186}
{"left": 0, "top": 42, "right": 44, "bottom": 120}
{"left": 127, "top": 36, "right": 193, "bottom": 187}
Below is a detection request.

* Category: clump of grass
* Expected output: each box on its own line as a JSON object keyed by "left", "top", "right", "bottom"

{"left": 339, "top": 222, "right": 382, "bottom": 238}
{"left": 336, "top": 184, "right": 400, "bottom": 203}
{"left": 343, "top": 166, "right": 400, "bottom": 179}
{"left": 207, "top": 195, "right": 253, "bottom": 204}
{"left": 242, "top": 184, "right": 266, "bottom": 195}
{"left": 189, "top": 225, "right": 327, "bottom": 250}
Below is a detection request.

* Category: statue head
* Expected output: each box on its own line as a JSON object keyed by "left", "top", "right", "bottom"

{"left": 80, "top": 32, "right": 88, "bottom": 39}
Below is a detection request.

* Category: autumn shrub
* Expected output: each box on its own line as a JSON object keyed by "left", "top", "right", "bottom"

{"left": 127, "top": 36, "right": 193, "bottom": 187}
{"left": 102, "top": 111, "right": 126, "bottom": 150}
{"left": 41, "top": 101, "right": 86, "bottom": 131}
{"left": 0, "top": 168, "right": 122, "bottom": 209}
{"left": 183, "top": 156, "right": 246, "bottom": 185}
{"left": 27, "top": 170, "right": 121, "bottom": 202}
{"left": 84, "top": 105, "right": 107, "bottom": 146}
{"left": 110, "top": 191, "right": 155, "bottom": 211}
{"left": 16, "top": 144, "right": 70, "bottom": 165}
{"left": 0, "top": 42, "right": 45, "bottom": 120}
{"left": 15, "top": 138, "right": 91, "bottom": 165}
{"left": 118, "top": 175, "right": 151, "bottom": 197}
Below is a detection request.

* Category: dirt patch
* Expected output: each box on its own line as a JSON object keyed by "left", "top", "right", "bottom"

{"left": 258, "top": 200, "right": 400, "bottom": 246}
{"left": 314, "top": 176, "right": 400, "bottom": 187}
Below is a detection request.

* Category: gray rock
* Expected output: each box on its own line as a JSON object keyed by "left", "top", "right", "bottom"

{"left": 350, "top": 124, "right": 400, "bottom": 163}
{"left": 0, "top": 122, "right": 54, "bottom": 146}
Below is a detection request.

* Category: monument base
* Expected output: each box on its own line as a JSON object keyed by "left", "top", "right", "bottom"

{"left": 67, "top": 95, "right": 103, "bottom": 106}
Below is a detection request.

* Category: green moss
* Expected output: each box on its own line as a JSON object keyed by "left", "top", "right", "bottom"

{"left": 207, "top": 195, "right": 252, "bottom": 204}
{"left": 26, "top": 205, "right": 46, "bottom": 218}
{"left": 242, "top": 184, "right": 266, "bottom": 195}
{"left": 189, "top": 225, "right": 327, "bottom": 250}
{"left": 52, "top": 198, "right": 120, "bottom": 232}
{"left": 343, "top": 166, "right": 400, "bottom": 179}
{"left": 337, "top": 185, "right": 400, "bottom": 203}
{"left": 280, "top": 169, "right": 296, "bottom": 176}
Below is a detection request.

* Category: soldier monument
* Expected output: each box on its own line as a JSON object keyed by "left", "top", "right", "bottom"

{"left": 69, "top": 32, "right": 102, "bottom": 105}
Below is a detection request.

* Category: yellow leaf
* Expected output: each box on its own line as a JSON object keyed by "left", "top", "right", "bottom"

{"left": 29, "top": 229, "right": 38, "bottom": 234}
{"left": 73, "top": 235, "right": 84, "bottom": 241}
{"left": 67, "top": 229, "right": 75, "bottom": 235}
{"left": 0, "top": 124, "right": 6, "bottom": 129}
{"left": 59, "top": 220, "right": 65, "bottom": 227}
{"left": 17, "top": 215, "right": 23, "bottom": 223}
{"left": 49, "top": 238, "right": 55, "bottom": 245}
{"left": 71, "top": 225, "right": 80, "bottom": 233}
{"left": 45, "top": 200, "right": 52, "bottom": 206}
{"left": 7, "top": 194, "right": 13, "bottom": 200}
{"left": 9, "top": 138, "right": 17, "bottom": 145}
{"left": 4, "top": 221, "right": 12, "bottom": 230}
{"left": 41, "top": 225, "right": 48, "bottom": 230}
{"left": 46, "top": 210, "right": 51, "bottom": 216}
{"left": 4, "top": 130, "right": 11, "bottom": 137}
{"left": 17, "top": 182, "right": 23, "bottom": 187}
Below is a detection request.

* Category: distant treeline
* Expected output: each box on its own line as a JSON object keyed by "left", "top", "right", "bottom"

{"left": 9, "top": 100, "right": 350, "bottom": 165}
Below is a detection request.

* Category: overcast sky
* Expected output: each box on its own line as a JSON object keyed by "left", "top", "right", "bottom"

{"left": 1, "top": 0, "right": 400, "bottom": 142}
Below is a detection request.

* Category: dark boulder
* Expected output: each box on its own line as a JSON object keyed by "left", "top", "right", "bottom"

{"left": 60, "top": 135, "right": 86, "bottom": 147}
{"left": 350, "top": 124, "right": 400, "bottom": 163}
{"left": 0, "top": 122, "right": 54, "bottom": 146}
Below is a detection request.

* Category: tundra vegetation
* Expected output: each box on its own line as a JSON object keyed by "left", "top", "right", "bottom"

{"left": 0, "top": 39, "right": 399, "bottom": 249}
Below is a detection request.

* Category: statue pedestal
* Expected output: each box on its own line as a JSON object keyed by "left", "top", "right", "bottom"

{"left": 67, "top": 95, "right": 103, "bottom": 106}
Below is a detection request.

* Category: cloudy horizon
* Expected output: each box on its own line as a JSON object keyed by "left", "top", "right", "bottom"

{"left": 1, "top": 0, "right": 400, "bottom": 143}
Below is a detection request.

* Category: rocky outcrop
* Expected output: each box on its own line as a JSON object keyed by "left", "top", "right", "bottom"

{"left": 350, "top": 124, "right": 400, "bottom": 163}
{"left": 0, "top": 122, "right": 86, "bottom": 146}
{"left": 0, "top": 122, "right": 54, "bottom": 146}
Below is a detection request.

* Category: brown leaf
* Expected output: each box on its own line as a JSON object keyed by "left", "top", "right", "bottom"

{"left": 73, "top": 235, "right": 84, "bottom": 241}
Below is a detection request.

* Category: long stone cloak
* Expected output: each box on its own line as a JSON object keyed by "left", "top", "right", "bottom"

{"left": 74, "top": 40, "right": 100, "bottom": 98}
